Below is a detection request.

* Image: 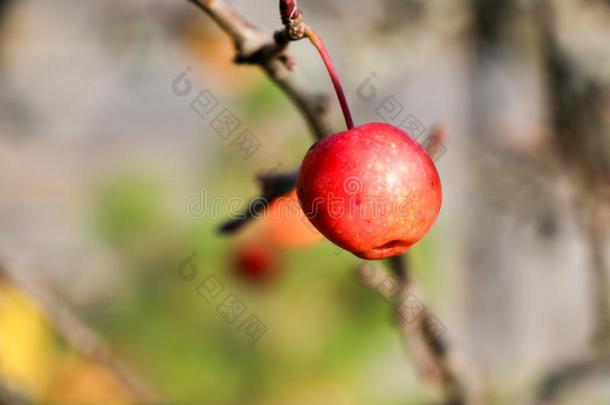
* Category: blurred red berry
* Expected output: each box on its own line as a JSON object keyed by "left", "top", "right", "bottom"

{"left": 232, "top": 241, "right": 279, "bottom": 285}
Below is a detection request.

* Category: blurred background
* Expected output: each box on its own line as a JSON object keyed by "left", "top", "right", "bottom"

{"left": 0, "top": 0, "right": 609, "bottom": 404}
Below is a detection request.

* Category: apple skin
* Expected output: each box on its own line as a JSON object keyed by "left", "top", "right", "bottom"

{"left": 297, "top": 122, "right": 442, "bottom": 260}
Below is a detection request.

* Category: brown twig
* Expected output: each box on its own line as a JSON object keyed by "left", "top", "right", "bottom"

{"left": 218, "top": 169, "right": 298, "bottom": 234}
{"left": 187, "top": 0, "right": 333, "bottom": 140}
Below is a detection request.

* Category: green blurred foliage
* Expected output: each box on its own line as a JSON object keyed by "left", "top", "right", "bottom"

{"left": 93, "top": 173, "right": 164, "bottom": 245}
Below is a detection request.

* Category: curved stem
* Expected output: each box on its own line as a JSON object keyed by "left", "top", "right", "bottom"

{"left": 306, "top": 30, "right": 355, "bottom": 130}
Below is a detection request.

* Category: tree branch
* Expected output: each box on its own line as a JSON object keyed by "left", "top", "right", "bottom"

{"left": 187, "top": 0, "right": 333, "bottom": 140}
{"left": 357, "top": 258, "right": 474, "bottom": 405}
{"left": 0, "top": 264, "right": 158, "bottom": 404}
{"left": 187, "top": 0, "right": 333, "bottom": 235}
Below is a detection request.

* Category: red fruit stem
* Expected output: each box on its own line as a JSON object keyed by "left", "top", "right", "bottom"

{"left": 306, "top": 30, "right": 355, "bottom": 130}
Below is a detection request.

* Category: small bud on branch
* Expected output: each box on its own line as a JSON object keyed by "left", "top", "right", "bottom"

{"left": 279, "top": 0, "right": 302, "bottom": 24}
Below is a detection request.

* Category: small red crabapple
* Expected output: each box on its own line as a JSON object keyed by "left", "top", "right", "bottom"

{"left": 291, "top": 3, "right": 442, "bottom": 259}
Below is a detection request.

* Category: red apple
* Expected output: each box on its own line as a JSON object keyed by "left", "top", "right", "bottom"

{"left": 297, "top": 122, "right": 442, "bottom": 260}
{"left": 233, "top": 241, "right": 279, "bottom": 284}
